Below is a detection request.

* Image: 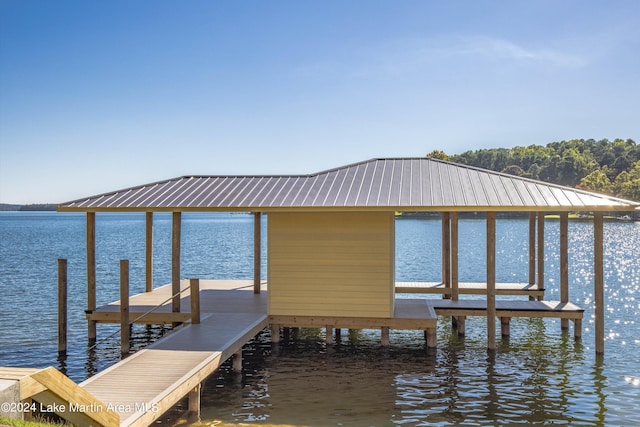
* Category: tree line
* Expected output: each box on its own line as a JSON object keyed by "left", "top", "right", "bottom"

{"left": 427, "top": 138, "right": 640, "bottom": 201}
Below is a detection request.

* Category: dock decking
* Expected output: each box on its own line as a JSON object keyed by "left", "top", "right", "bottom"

{"left": 430, "top": 299, "right": 584, "bottom": 338}
{"left": 82, "top": 279, "right": 268, "bottom": 427}
{"left": 87, "top": 279, "right": 267, "bottom": 324}
{"left": 395, "top": 281, "right": 545, "bottom": 300}
{"left": 81, "top": 311, "right": 269, "bottom": 427}
{"left": 3, "top": 280, "right": 585, "bottom": 426}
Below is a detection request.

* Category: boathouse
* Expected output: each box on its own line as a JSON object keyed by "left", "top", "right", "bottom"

{"left": 57, "top": 157, "right": 639, "bottom": 354}
{"left": 4, "top": 157, "right": 631, "bottom": 426}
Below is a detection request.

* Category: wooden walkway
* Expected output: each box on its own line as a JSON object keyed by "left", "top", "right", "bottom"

{"left": 82, "top": 311, "right": 268, "bottom": 427}
{"left": 395, "top": 281, "right": 545, "bottom": 300}
{"left": 84, "top": 280, "right": 268, "bottom": 427}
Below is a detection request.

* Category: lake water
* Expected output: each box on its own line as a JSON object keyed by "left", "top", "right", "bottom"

{"left": 1, "top": 212, "right": 639, "bottom": 426}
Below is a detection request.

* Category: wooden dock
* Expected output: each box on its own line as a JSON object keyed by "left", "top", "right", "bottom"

{"left": 2, "top": 280, "right": 585, "bottom": 426}
{"left": 81, "top": 311, "right": 268, "bottom": 427}
{"left": 395, "top": 281, "right": 545, "bottom": 300}
{"left": 87, "top": 279, "right": 266, "bottom": 324}
{"left": 0, "top": 280, "right": 268, "bottom": 426}
{"left": 82, "top": 279, "right": 268, "bottom": 426}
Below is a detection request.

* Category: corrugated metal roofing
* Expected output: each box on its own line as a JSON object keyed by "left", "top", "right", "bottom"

{"left": 58, "top": 158, "right": 640, "bottom": 212}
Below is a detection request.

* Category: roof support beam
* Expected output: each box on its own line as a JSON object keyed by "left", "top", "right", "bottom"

{"left": 441, "top": 212, "right": 451, "bottom": 297}
{"left": 486, "top": 211, "right": 496, "bottom": 351}
{"left": 537, "top": 213, "right": 545, "bottom": 292}
{"left": 528, "top": 212, "right": 536, "bottom": 290}
{"left": 254, "top": 212, "right": 261, "bottom": 294}
{"left": 172, "top": 212, "right": 181, "bottom": 315}
{"left": 146, "top": 212, "right": 153, "bottom": 293}
{"left": 451, "top": 212, "right": 459, "bottom": 301}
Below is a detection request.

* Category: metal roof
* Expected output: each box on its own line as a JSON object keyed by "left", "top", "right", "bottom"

{"left": 58, "top": 158, "right": 640, "bottom": 212}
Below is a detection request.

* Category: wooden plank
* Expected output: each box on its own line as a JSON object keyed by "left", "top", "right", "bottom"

{"left": 395, "top": 282, "right": 545, "bottom": 297}
{"left": 81, "top": 308, "right": 269, "bottom": 427}
{"left": 31, "top": 367, "right": 120, "bottom": 427}
{"left": 0, "top": 367, "right": 42, "bottom": 380}
{"left": 270, "top": 299, "right": 436, "bottom": 330}
{"left": 431, "top": 299, "right": 584, "bottom": 319}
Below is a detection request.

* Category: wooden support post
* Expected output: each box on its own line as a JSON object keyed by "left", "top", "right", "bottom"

{"left": 451, "top": 212, "right": 459, "bottom": 301}
{"left": 574, "top": 319, "right": 582, "bottom": 340}
{"left": 87, "top": 212, "right": 97, "bottom": 343}
{"left": 537, "top": 213, "right": 545, "bottom": 294}
{"left": 232, "top": 351, "right": 242, "bottom": 372}
{"left": 188, "top": 383, "right": 201, "bottom": 418}
{"left": 441, "top": 212, "right": 451, "bottom": 297}
{"left": 172, "top": 212, "right": 181, "bottom": 314}
{"left": 594, "top": 212, "right": 604, "bottom": 354}
{"left": 560, "top": 212, "right": 569, "bottom": 330}
{"left": 254, "top": 212, "right": 261, "bottom": 294}
{"left": 146, "top": 212, "right": 153, "bottom": 292}
{"left": 326, "top": 327, "right": 333, "bottom": 345}
{"left": 190, "top": 279, "right": 200, "bottom": 324}
{"left": 500, "top": 317, "right": 511, "bottom": 337}
{"left": 457, "top": 316, "right": 466, "bottom": 336}
{"left": 120, "top": 260, "right": 130, "bottom": 355}
{"left": 335, "top": 328, "right": 341, "bottom": 341}
{"left": 529, "top": 212, "right": 536, "bottom": 300}
{"left": 486, "top": 212, "right": 496, "bottom": 351}
{"left": 271, "top": 325, "right": 281, "bottom": 343}
{"left": 425, "top": 329, "right": 436, "bottom": 348}
{"left": 58, "top": 259, "right": 67, "bottom": 357}
{"left": 381, "top": 327, "right": 390, "bottom": 346}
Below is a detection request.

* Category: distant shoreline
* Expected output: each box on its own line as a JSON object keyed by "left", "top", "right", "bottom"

{"left": 0, "top": 203, "right": 57, "bottom": 211}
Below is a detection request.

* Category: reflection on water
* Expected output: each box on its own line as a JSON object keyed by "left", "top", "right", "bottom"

{"left": 161, "top": 320, "right": 630, "bottom": 427}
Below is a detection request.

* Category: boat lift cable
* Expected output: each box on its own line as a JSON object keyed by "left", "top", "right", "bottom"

{"left": 87, "top": 284, "right": 191, "bottom": 352}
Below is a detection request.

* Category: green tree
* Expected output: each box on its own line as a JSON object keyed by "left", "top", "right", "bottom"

{"left": 579, "top": 167, "right": 614, "bottom": 194}
{"left": 614, "top": 161, "right": 640, "bottom": 201}
{"left": 426, "top": 150, "right": 450, "bottom": 160}
{"left": 502, "top": 165, "right": 526, "bottom": 177}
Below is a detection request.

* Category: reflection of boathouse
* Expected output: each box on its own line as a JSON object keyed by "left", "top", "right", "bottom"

{"left": 5, "top": 157, "right": 635, "bottom": 427}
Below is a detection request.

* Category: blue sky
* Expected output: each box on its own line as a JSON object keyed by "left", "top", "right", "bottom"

{"left": 1, "top": 1, "right": 638, "bottom": 204}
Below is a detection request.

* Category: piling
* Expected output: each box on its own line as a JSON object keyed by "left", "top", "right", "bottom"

{"left": 190, "top": 279, "right": 200, "bottom": 324}
{"left": 120, "top": 260, "right": 130, "bottom": 355}
{"left": 58, "top": 258, "right": 67, "bottom": 357}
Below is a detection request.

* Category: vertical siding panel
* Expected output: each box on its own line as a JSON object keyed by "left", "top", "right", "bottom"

{"left": 268, "top": 212, "right": 394, "bottom": 317}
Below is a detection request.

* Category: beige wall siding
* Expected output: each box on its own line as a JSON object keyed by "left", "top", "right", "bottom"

{"left": 268, "top": 212, "right": 395, "bottom": 317}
